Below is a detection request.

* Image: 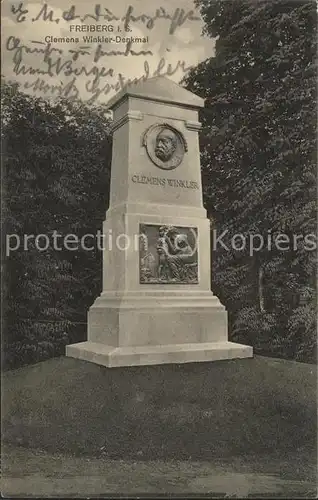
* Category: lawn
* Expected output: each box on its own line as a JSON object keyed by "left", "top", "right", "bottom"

{"left": 2, "top": 444, "right": 317, "bottom": 497}
{"left": 2, "top": 355, "right": 317, "bottom": 497}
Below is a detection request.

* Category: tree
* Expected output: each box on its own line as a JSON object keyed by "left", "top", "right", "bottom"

{"left": 183, "top": 0, "right": 317, "bottom": 361}
{"left": 2, "top": 80, "right": 112, "bottom": 369}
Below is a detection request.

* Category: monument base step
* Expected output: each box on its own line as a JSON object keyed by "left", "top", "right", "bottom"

{"left": 66, "top": 341, "right": 253, "bottom": 368}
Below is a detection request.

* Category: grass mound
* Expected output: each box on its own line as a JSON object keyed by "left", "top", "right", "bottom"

{"left": 2, "top": 356, "right": 316, "bottom": 463}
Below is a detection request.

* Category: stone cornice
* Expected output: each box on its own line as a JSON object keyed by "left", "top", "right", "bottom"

{"left": 112, "top": 111, "right": 144, "bottom": 132}
{"left": 185, "top": 120, "right": 202, "bottom": 131}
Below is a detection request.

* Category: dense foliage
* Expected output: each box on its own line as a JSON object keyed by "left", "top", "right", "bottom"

{"left": 2, "top": 81, "right": 112, "bottom": 369}
{"left": 183, "top": 0, "right": 317, "bottom": 361}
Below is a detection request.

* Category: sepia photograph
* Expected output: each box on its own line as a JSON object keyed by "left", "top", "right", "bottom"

{"left": 1, "top": 0, "right": 317, "bottom": 497}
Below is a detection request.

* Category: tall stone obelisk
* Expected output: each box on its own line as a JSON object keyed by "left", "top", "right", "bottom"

{"left": 66, "top": 76, "right": 253, "bottom": 367}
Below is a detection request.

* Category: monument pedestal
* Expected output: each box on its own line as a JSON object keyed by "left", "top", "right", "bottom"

{"left": 66, "top": 77, "right": 253, "bottom": 367}
{"left": 67, "top": 341, "right": 252, "bottom": 368}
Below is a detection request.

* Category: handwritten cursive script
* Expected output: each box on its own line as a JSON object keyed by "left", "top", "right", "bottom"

{"left": 6, "top": 36, "right": 194, "bottom": 104}
{"left": 19, "top": 58, "right": 194, "bottom": 105}
{"left": 11, "top": 3, "right": 200, "bottom": 35}
{"left": 5, "top": 3, "right": 199, "bottom": 106}
{"left": 6, "top": 37, "right": 154, "bottom": 88}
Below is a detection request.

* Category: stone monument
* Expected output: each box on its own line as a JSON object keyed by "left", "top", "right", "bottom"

{"left": 66, "top": 76, "right": 253, "bottom": 367}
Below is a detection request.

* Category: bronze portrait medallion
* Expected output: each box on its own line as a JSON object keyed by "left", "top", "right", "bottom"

{"left": 142, "top": 124, "right": 187, "bottom": 170}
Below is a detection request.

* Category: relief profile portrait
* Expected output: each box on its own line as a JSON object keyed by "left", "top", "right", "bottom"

{"left": 154, "top": 128, "right": 178, "bottom": 162}
{"left": 143, "top": 124, "right": 187, "bottom": 170}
